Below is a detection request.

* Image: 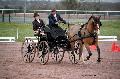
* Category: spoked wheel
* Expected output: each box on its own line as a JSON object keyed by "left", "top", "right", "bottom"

{"left": 51, "top": 47, "right": 65, "bottom": 63}
{"left": 69, "top": 51, "right": 78, "bottom": 64}
{"left": 69, "top": 41, "right": 81, "bottom": 64}
{"left": 21, "top": 38, "right": 35, "bottom": 63}
{"left": 37, "top": 41, "right": 49, "bottom": 65}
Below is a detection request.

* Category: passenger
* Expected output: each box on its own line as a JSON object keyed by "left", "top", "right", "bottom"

{"left": 32, "top": 12, "right": 45, "bottom": 35}
{"left": 32, "top": 12, "right": 50, "bottom": 37}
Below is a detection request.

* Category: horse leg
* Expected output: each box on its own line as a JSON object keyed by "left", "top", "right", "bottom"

{"left": 96, "top": 45, "right": 101, "bottom": 62}
{"left": 85, "top": 44, "right": 92, "bottom": 61}
{"left": 78, "top": 42, "right": 83, "bottom": 60}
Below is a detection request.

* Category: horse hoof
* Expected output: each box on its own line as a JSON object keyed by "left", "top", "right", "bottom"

{"left": 86, "top": 56, "right": 90, "bottom": 60}
{"left": 97, "top": 59, "right": 101, "bottom": 62}
{"left": 89, "top": 53, "right": 92, "bottom": 56}
{"left": 84, "top": 57, "right": 89, "bottom": 61}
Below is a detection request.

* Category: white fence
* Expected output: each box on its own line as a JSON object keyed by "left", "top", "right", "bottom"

{"left": 98, "top": 36, "right": 117, "bottom": 41}
{"left": 0, "top": 37, "right": 15, "bottom": 42}
{"left": 25, "top": 36, "right": 117, "bottom": 43}
{"left": 0, "top": 36, "right": 117, "bottom": 43}
{"left": 0, "top": 28, "right": 18, "bottom": 43}
{"left": 0, "top": 9, "right": 120, "bottom": 23}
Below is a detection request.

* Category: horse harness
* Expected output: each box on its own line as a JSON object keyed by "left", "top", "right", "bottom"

{"left": 78, "top": 24, "right": 98, "bottom": 44}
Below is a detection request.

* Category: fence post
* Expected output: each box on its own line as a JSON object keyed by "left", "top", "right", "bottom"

{"left": 2, "top": 10, "right": 4, "bottom": 22}
{"left": 104, "top": 13, "right": 105, "bottom": 20}
{"left": 17, "top": 28, "right": 18, "bottom": 39}
{"left": 106, "top": 11, "right": 109, "bottom": 20}
{"left": 9, "top": 13, "right": 11, "bottom": 23}
{"left": 24, "top": 0, "right": 27, "bottom": 23}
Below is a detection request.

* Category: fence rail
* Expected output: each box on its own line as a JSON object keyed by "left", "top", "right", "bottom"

{"left": 25, "top": 36, "right": 117, "bottom": 43}
{"left": 0, "top": 9, "right": 120, "bottom": 23}
{"left": 0, "top": 37, "right": 15, "bottom": 42}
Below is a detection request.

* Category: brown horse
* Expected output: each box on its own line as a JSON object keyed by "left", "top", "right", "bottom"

{"left": 67, "top": 15, "right": 101, "bottom": 63}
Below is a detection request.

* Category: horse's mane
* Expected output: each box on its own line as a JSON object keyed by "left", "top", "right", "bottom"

{"left": 81, "top": 15, "right": 97, "bottom": 29}
{"left": 88, "top": 15, "right": 95, "bottom": 22}
{"left": 84, "top": 16, "right": 94, "bottom": 26}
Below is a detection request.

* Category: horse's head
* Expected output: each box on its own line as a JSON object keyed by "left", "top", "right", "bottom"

{"left": 88, "top": 15, "right": 101, "bottom": 34}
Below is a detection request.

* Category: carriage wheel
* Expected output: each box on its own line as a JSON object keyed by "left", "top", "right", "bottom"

{"left": 21, "top": 38, "right": 35, "bottom": 63}
{"left": 51, "top": 47, "right": 65, "bottom": 63}
{"left": 69, "top": 41, "right": 81, "bottom": 64}
{"left": 37, "top": 41, "right": 49, "bottom": 65}
{"left": 69, "top": 51, "right": 78, "bottom": 64}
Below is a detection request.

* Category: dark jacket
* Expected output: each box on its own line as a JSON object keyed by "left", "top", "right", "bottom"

{"left": 32, "top": 19, "right": 45, "bottom": 31}
{"left": 48, "top": 14, "right": 66, "bottom": 27}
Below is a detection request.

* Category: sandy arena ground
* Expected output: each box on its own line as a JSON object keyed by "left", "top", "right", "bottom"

{"left": 0, "top": 41, "right": 120, "bottom": 79}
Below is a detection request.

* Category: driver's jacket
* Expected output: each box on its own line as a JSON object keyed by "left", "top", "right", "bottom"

{"left": 32, "top": 19, "right": 45, "bottom": 31}
{"left": 48, "top": 13, "right": 66, "bottom": 27}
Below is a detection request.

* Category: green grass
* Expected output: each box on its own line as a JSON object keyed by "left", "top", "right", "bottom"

{"left": 0, "top": 22, "right": 34, "bottom": 42}
{"left": 100, "top": 20, "right": 120, "bottom": 40}
{"left": 0, "top": 20, "right": 120, "bottom": 42}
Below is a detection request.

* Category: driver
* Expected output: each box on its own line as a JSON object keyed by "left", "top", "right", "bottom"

{"left": 48, "top": 8, "right": 66, "bottom": 38}
{"left": 48, "top": 8, "right": 66, "bottom": 27}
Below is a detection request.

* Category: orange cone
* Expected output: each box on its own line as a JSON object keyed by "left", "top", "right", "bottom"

{"left": 119, "top": 47, "right": 120, "bottom": 52}
{"left": 111, "top": 42, "right": 120, "bottom": 52}
{"left": 111, "top": 42, "right": 116, "bottom": 52}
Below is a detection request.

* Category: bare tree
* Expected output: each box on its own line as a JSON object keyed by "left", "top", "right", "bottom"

{"left": 60, "top": 0, "right": 79, "bottom": 10}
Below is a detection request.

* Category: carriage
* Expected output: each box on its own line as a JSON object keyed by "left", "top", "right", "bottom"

{"left": 21, "top": 15, "right": 101, "bottom": 65}
{"left": 21, "top": 25, "right": 80, "bottom": 65}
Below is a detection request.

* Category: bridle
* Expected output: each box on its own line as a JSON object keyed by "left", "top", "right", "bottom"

{"left": 91, "top": 17, "right": 100, "bottom": 34}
